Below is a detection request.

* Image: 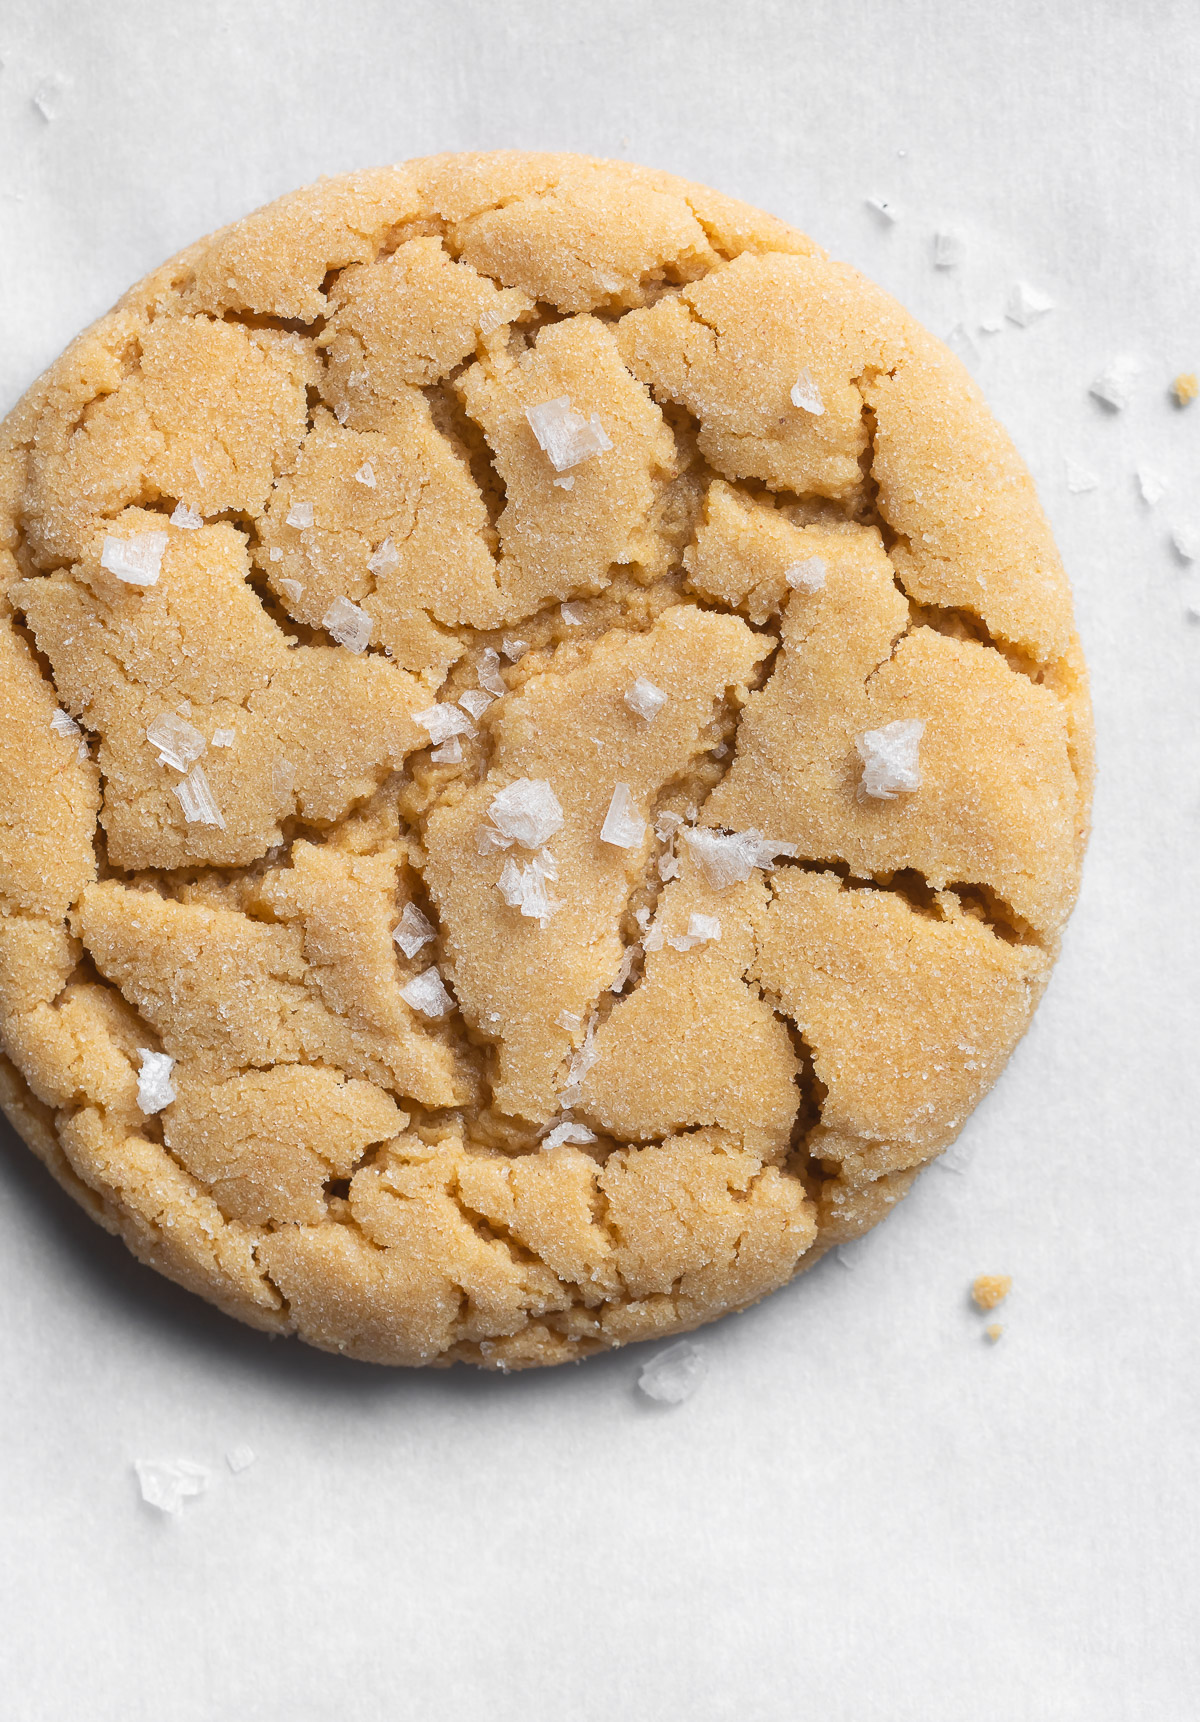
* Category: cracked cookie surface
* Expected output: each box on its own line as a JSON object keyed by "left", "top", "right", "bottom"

{"left": 0, "top": 152, "right": 1092, "bottom": 1369}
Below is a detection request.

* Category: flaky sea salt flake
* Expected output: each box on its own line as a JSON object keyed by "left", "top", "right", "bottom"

{"left": 1171, "top": 524, "right": 1200, "bottom": 563}
{"left": 932, "top": 229, "right": 965, "bottom": 270}
{"left": 610, "top": 946, "right": 638, "bottom": 991}
{"left": 557, "top": 1011, "right": 582, "bottom": 1033}
{"left": 354, "top": 461, "right": 376, "bottom": 488}
{"left": 488, "top": 779, "right": 564, "bottom": 849}
{"left": 600, "top": 783, "right": 646, "bottom": 849}
{"left": 368, "top": 536, "right": 399, "bottom": 576}
{"left": 478, "top": 648, "right": 507, "bottom": 696}
{"left": 400, "top": 966, "right": 454, "bottom": 1019}
{"left": 560, "top": 1014, "right": 599, "bottom": 1104}
{"left": 637, "top": 1340, "right": 706, "bottom": 1405}
{"left": 147, "top": 711, "right": 206, "bottom": 771}
{"left": 170, "top": 503, "right": 204, "bottom": 529}
{"left": 790, "top": 370, "right": 825, "bottom": 415}
{"left": 560, "top": 602, "right": 585, "bottom": 626}
{"left": 1135, "top": 464, "right": 1168, "bottom": 506}
{"left": 458, "top": 688, "right": 493, "bottom": 720}
{"left": 394, "top": 902, "right": 437, "bottom": 959}
{"left": 50, "top": 709, "right": 80, "bottom": 738}
{"left": 286, "top": 500, "right": 314, "bottom": 528}
{"left": 134, "top": 1458, "right": 209, "bottom": 1515}
{"left": 525, "top": 395, "right": 613, "bottom": 472}
{"left": 136, "top": 1049, "right": 176, "bottom": 1115}
{"left": 278, "top": 577, "right": 302, "bottom": 601}
{"left": 865, "top": 196, "right": 900, "bottom": 225}
{"left": 1090, "top": 357, "right": 1141, "bottom": 411}
{"left": 431, "top": 737, "right": 462, "bottom": 764}
{"left": 542, "top": 1121, "right": 596, "bottom": 1150}
{"left": 173, "top": 763, "right": 225, "bottom": 828}
{"left": 668, "top": 913, "right": 722, "bottom": 952}
{"left": 101, "top": 531, "right": 168, "bottom": 587}
{"left": 226, "top": 1446, "right": 256, "bottom": 1474}
{"left": 682, "top": 826, "right": 796, "bottom": 891}
{"left": 501, "top": 637, "right": 528, "bottom": 661}
{"left": 323, "top": 596, "right": 372, "bottom": 651}
{"left": 785, "top": 555, "right": 827, "bottom": 593}
{"left": 1065, "top": 459, "right": 1099, "bottom": 494}
{"left": 496, "top": 853, "right": 559, "bottom": 928}
{"left": 856, "top": 719, "right": 926, "bottom": 799}
{"left": 211, "top": 729, "right": 236, "bottom": 748}
{"left": 415, "top": 704, "right": 474, "bottom": 745}
{"left": 625, "top": 677, "right": 667, "bottom": 721}
{"left": 1005, "top": 281, "right": 1055, "bottom": 327}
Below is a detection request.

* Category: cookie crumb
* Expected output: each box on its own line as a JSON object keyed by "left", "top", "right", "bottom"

{"left": 170, "top": 502, "right": 204, "bottom": 530}
{"left": 147, "top": 710, "right": 206, "bottom": 771}
{"left": 985, "top": 1323, "right": 1004, "bottom": 1343}
{"left": 1090, "top": 357, "right": 1141, "bottom": 411}
{"left": 136, "top": 1048, "right": 176, "bottom": 1115}
{"left": 488, "top": 779, "right": 564, "bottom": 849}
{"left": 625, "top": 676, "right": 667, "bottom": 721}
{"left": 400, "top": 966, "right": 455, "bottom": 1018}
{"left": 226, "top": 1445, "right": 256, "bottom": 1474}
{"left": 600, "top": 782, "right": 646, "bottom": 848}
{"left": 134, "top": 1458, "right": 209, "bottom": 1515}
{"left": 1005, "top": 282, "right": 1055, "bottom": 327}
{"left": 322, "top": 596, "right": 372, "bottom": 652}
{"left": 932, "top": 229, "right": 965, "bottom": 270}
{"left": 785, "top": 555, "right": 827, "bottom": 592}
{"left": 1135, "top": 463, "right": 1168, "bottom": 506}
{"left": 101, "top": 530, "right": 168, "bottom": 587}
{"left": 415, "top": 703, "right": 474, "bottom": 745}
{"left": 790, "top": 370, "right": 825, "bottom": 415}
{"left": 525, "top": 396, "right": 613, "bottom": 472}
{"left": 856, "top": 719, "right": 925, "bottom": 799}
{"left": 637, "top": 1340, "right": 706, "bottom": 1404}
{"left": 972, "top": 1273, "right": 1012, "bottom": 1310}
{"left": 1173, "top": 372, "right": 1198, "bottom": 407}
{"left": 393, "top": 902, "right": 436, "bottom": 958}
{"left": 1065, "top": 458, "right": 1099, "bottom": 494}
{"left": 173, "top": 762, "right": 225, "bottom": 829}
{"left": 286, "top": 500, "right": 314, "bottom": 528}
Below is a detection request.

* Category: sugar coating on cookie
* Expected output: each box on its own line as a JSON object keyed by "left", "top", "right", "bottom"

{"left": 0, "top": 152, "right": 1092, "bottom": 1371}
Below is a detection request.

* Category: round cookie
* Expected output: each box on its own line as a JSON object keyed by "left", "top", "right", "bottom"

{"left": 0, "top": 153, "right": 1092, "bottom": 1370}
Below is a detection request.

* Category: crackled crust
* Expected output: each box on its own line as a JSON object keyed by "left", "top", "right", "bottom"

{"left": 0, "top": 152, "right": 1093, "bottom": 1369}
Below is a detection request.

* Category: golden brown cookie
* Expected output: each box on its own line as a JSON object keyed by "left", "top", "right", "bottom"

{"left": 0, "top": 153, "right": 1092, "bottom": 1368}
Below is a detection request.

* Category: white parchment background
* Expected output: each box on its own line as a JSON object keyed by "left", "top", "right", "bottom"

{"left": 1, "top": 3, "right": 1197, "bottom": 1718}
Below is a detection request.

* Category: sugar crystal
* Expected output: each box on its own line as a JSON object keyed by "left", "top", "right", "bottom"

{"left": 211, "top": 729, "right": 236, "bottom": 748}
{"left": 226, "top": 1446, "right": 256, "bottom": 1474}
{"left": 856, "top": 719, "right": 925, "bottom": 799}
{"left": 101, "top": 531, "right": 168, "bottom": 587}
{"left": 134, "top": 1458, "right": 209, "bottom": 1515}
{"left": 478, "top": 648, "right": 507, "bottom": 696}
{"left": 637, "top": 1340, "right": 706, "bottom": 1405}
{"left": 790, "top": 370, "right": 825, "bottom": 415}
{"left": 682, "top": 826, "right": 797, "bottom": 891}
{"left": 415, "top": 704, "right": 475, "bottom": 745}
{"left": 170, "top": 503, "right": 204, "bottom": 529}
{"left": 173, "top": 763, "right": 225, "bottom": 828}
{"left": 147, "top": 710, "right": 206, "bottom": 771}
{"left": 136, "top": 1048, "right": 176, "bottom": 1115}
{"left": 354, "top": 461, "right": 376, "bottom": 488}
{"left": 1135, "top": 464, "right": 1168, "bottom": 506}
{"left": 525, "top": 396, "right": 613, "bottom": 472}
{"left": 50, "top": 709, "right": 80, "bottom": 738}
{"left": 393, "top": 902, "right": 437, "bottom": 958}
{"left": 1090, "top": 357, "right": 1141, "bottom": 411}
{"left": 323, "top": 596, "right": 372, "bottom": 651}
{"left": 785, "top": 555, "right": 827, "bottom": 592}
{"left": 400, "top": 966, "right": 454, "bottom": 1018}
{"left": 625, "top": 677, "right": 667, "bottom": 721}
{"left": 286, "top": 500, "right": 314, "bottom": 528}
{"left": 488, "top": 779, "right": 564, "bottom": 848}
{"left": 542, "top": 1121, "right": 596, "bottom": 1149}
{"left": 1065, "top": 459, "right": 1099, "bottom": 494}
{"left": 600, "top": 783, "right": 646, "bottom": 849}
{"left": 368, "top": 537, "right": 399, "bottom": 575}
{"left": 1005, "top": 282, "right": 1055, "bottom": 327}
{"left": 458, "top": 688, "right": 493, "bottom": 720}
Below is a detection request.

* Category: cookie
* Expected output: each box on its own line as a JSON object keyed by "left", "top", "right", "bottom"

{"left": 0, "top": 153, "right": 1092, "bottom": 1369}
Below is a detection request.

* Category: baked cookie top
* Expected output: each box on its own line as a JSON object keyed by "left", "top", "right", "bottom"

{"left": 0, "top": 153, "right": 1092, "bottom": 1369}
